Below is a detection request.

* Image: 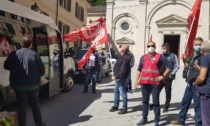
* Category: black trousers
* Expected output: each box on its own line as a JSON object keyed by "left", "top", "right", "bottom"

{"left": 14, "top": 90, "right": 43, "bottom": 126}
{"left": 159, "top": 76, "right": 173, "bottom": 109}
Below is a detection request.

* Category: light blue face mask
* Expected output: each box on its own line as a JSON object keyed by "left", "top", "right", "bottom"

{"left": 194, "top": 45, "right": 201, "bottom": 52}
{"left": 162, "top": 49, "right": 167, "bottom": 54}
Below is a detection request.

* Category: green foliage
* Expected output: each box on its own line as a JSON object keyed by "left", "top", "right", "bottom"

{"left": 87, "top": 0, "right": 106, "bottom": 6}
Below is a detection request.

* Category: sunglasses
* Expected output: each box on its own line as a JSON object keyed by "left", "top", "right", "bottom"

{"left": 147, "top": 45, "right": 155, "bottom": 48}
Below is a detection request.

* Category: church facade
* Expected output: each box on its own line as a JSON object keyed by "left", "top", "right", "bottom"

{"left": 106, "top": 0, "right": 210, "bottom": 65}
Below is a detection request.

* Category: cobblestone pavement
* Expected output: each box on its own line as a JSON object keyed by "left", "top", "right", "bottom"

{"left": 25, "top": 66, "right": 195, "bottom": 126}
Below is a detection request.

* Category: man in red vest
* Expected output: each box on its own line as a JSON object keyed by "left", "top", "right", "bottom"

{"left": 135, "top": 41, "right": 172, "bottom": 126}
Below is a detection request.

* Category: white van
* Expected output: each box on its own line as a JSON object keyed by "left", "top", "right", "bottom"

{"left": 0, "top": 0, "right": 75, "bottom": 109}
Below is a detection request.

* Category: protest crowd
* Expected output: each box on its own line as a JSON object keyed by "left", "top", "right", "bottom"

{"left": 2, "top": 0, "right": 210, "bottom": 126}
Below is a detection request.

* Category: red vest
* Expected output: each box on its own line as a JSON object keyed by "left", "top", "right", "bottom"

{"left": 140, "top": 53, "right": 161, "bottom": 85}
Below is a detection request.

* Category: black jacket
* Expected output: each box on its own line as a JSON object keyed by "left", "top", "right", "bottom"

{"left": 111, "top": 49, "right": 131, "bottom": 79}
{"left": 4, "top": 48, "right": 45, "bottom": 87}
{"left": 186, "top": 53, "right": 202, "bottom": 83}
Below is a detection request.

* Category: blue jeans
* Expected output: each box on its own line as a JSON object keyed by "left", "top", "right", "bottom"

{"left": 177, "top": 83, "right": 201, "bottom": 126}
{"left": 200, "top": 95, "right": 210, "bottom": 126}
{"left": 114, "top": 78, "right": 127, "bottom": 108}
{"left": 127, "top": 71, "right": 132, "bottom": 91}
{"left": 84, "top": 69, "right": 97, "bottom": 92}
{"left": 141, "top": 84, "right": 160, "bottom": 121}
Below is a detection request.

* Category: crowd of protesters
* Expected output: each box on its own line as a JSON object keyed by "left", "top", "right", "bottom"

{"left": 5, "top": 35, "right": 210, "bottom": 126}
{"left": 106, "top": 37, "right": 210, "bottom": 126}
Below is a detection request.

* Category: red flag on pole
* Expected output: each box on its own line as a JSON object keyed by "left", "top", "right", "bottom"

{"left": 78, "top": 23, "right": 108, "bottom": 70}
{"left": 62, "top": 17, "right": 104, "bottom": 42}
{"left": 149, "top": 34, "right": 152, "bottom": 41}
{"left": 0, "top": 36, "right": 12, "bottom": 55}
{"left": 184, "top": 0, "right": 202, "bottom": 57}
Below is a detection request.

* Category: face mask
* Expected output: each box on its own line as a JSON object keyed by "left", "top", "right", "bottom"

{"left": 148, "top": 47, "right": 155, "bottom": 53}
{"left": 194, "top": 45, "right": 201, "bottom": 52}
{"left": 162, "top": 49, "right": 167, "bottom": 54}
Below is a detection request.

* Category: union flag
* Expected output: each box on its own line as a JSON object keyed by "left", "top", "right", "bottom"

{"left": 77, "top": 23, "right": 108, "bottom": 70}
{"left": 0, "top": 36, "right": 12, "bottom": 55}
{"left": 62, "top": 17, "right": 104, "bottom": 42}
{"left": 184, "top": 0, "right": 202, "bottom": 57}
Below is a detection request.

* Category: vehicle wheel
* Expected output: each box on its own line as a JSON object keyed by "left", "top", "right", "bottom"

{"left": 64, "top": 75, "right": 74, "bottom": 91}
{"left": 105, "top": 72, "right": 110, "bottom": 77}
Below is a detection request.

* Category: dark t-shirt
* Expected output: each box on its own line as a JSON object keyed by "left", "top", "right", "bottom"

{"left": 198, "top": 53, "right": 210, "bottom": 96}
{"left": 137, "top": 53, "right": 172, "bottom": 72}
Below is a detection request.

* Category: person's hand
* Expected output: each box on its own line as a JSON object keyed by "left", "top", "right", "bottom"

{"left": 194, "top": 63, "right": 200, "bottom": 71}
{"left": 111, "top": 76, "right": 115, "bottom": 81}
{"left": 181, "top": 54, "right": 186, "bottom": 62}
{"left": 109, "top": 43, "right": 112, "bottom": 49}
{"left": 134, "top": 81, "right": 139, "bottom": 89}
{"left": 155, "top": 76, "right": 164, "bottom": 82}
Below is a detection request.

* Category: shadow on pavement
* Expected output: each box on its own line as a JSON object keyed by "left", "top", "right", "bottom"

{"left": 25, "top": 85, "right": 102, "bottom": 126}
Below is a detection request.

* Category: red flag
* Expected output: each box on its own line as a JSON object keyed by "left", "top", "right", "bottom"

{"left": 0, "top": 36, "right": 12, "bottom": 55}
{"left": 91, "top": 23, "right": 108, "bottom": 46}
{"left": 78, "top": 45, "right": 95, "bottom": 70}
{"left": 78, "top": 23, "right": 108, "bottom": 70}
{"left": 149, "top": 34, "right": 152, "bottom": 41}
{"left": 184, "top": 0, "right": 202, "bottom": 57}
{"left": 62, "top": 17, "right": 103, "bottom": 42}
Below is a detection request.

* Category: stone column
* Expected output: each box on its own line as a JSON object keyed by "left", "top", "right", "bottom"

{"left": 139, "top": 0, "right": 148, "bottom": 54}
{"left": 106, "top": 0, "right": 115, "bottom": 41}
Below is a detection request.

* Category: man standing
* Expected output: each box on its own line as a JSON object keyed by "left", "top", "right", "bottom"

{"left": 83, "top": 48, "right": 99, "bottom": 94}
{"left": 4, "top": 35, "right": 45, "bottom": 126}
{"left": 159, "top": 43, "right": 180, "bottom": 112}
{"left": 96, "top": 47, "right": 106, "bottom": 83}
{"left": 126, "top": 49, "right": 135, "bottom": 93}
{"left": 109, "top": 44, "right": 131, "bottom": 114}
{"left": 135, "top": 41, "right": 172, "bottom": 126}
{"left": 193, "top": 40, "right": 210, "bottom": 126}
{"left": 171, "top": 37, "right": 203, "bottom": 126}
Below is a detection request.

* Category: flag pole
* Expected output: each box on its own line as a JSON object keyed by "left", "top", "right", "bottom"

{"left": 183, "top": 17, "right": 196, "bottom": 55}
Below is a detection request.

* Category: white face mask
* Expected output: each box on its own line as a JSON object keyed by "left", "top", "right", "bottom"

{"left": 148, "top": 47, "right": 155, "bottom": 53}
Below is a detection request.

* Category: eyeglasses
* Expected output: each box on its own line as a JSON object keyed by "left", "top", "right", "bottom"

{"left": 147, "top": 45, "right": 155, "bottom": 48}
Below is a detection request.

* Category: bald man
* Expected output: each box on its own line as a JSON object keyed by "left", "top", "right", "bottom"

{"left": 109, "top": 44, "right": 131, "bottom": 114}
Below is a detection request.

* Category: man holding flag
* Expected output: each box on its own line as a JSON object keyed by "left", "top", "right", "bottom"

{"left": 171, "top": 0, "right": 202, "bottom": 125}
{"left": 171, "top": 37, "right": 203, "bottom": 126}
{"left": 62, "top": 17, "right": 108, "bottom": 93}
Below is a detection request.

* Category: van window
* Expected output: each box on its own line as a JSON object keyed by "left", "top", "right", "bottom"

{"left": 34, "top": 31, "right": 48, "bottom": 56}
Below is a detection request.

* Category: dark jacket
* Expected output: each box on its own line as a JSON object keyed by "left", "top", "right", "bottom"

{"left": 186, "top": 53, "right": 202, "bottom": 83}
{"left": 111, "top": 49, "right": 131, "bottom": 79}
{"left": 4, "top": 48, "right": 45, "bottom": 87}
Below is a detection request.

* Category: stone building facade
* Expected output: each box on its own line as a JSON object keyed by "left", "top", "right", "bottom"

{"left": 106, "top": 0, "right": 210, "bottom": 65}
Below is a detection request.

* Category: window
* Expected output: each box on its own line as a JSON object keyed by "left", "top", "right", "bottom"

{"left": 58, "top": 21, "right": 70, "bottom": 35}
{"left": 121, "top": 22, "right": 129, "bottom": 30}
{"left": 75, "top": 2, "right": 84, "bottom": 22}
{"left": 20, "top": 27, "right": 26, "bottom": 35}
{"left": 4, "top": 23, "right": 16, "bottom": 35}
{"left": 0, "top": 10, "right": 5, "bottom": 16}
{"left": 11, "top": 14, "right": 24, "bottom": 22}
{"left": 60, "top": 0, "right": 71, "bottom": 11}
